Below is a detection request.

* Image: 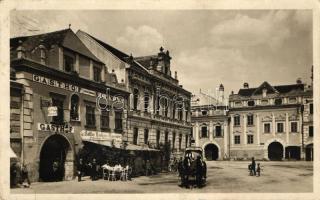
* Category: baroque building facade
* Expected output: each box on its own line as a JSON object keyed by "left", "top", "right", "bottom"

{"left": 76, "top": 30, "right": 192, "bottom": 158}
{"left": 10, "top": 29, "right": 130, "bottom": 182}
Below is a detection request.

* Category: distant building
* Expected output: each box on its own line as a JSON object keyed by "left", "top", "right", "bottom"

{"left": 191, "top": 84, "right": 229, "bottom": 160}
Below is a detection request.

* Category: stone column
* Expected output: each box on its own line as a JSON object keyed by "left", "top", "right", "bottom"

{"left": 243, "top": 114, "right": 247, "bottom": 145}
{"left": 257, "top": 114, "right": 260, "bottom": 145}
{"left": 272, "top": 113, "right": 276, "bottom": 137}
{"left": 209, "top": 121, "right": 213, "bottom": 141}
{"left": 286, "top": 113, "right": 289, "bottom": 144}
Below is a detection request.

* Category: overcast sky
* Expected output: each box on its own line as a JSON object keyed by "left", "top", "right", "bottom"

{"left": 10, "top": 10, "right": 313, "bottom": 96}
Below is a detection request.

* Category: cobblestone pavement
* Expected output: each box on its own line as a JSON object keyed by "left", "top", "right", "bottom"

{"left": 11, "top": 161, "right": 313, "bottom": 194}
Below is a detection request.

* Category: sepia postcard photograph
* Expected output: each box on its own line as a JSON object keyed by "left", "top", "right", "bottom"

{"left": 0, "top": 0, "right": 319, "bottom": 200}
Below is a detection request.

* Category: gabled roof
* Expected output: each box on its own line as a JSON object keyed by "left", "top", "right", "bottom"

{"left": 10, "top": 29, "right": 102, "bottom": 63}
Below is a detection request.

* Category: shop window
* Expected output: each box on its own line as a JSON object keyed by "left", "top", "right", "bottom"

{"left": 144, "top": 92, "right": 149, "bottom": 112}
{"left": 234, "top": 135, "right": 241, "bottom": 144}
{"left": 201, "top": 126, "right": 208, "bottom": 138}
{"left": 133, "top": 128, "right": 138, "bottom": 145}
{"left": 309, "top": 126, "right": 313, "bottom": 137}
{"left": 275, "top": 98, "right": 282, "bottom": 105}
{"left": 215, "top": 126, "right": 222, "bottom": 137}
{"left": 248, "top": 100, "right": 255, "bottom": 107}
{"left": 264, "top": 123, "right": 271, "bottom": 133}
{"left": 234, "top": 115, "right": 240, "bottom": 126}
{"left": 247, "top": 114, "right": 254, "bottom": 126}
{"left": 52, "top": 98, "right": 64, "bottom": 125}
{"left": 277, "top": 122, "right": 284, "bottom": 133}
{"left": 85, "top": 105, "right": 95, "bottom": 127}
{"left": 144, "top": 129, "right": 149, "bottom": 144}
{"left": 133, "top": 89, "right": 139, "bottom": 110}
{"left": 290, "top": 122, "right": 298, "bottom": 133}
{"left": 115, "top": 111, "right": 123, "bottom": 133}
{"left": 93, "top": 66, "right": 101, "bottom": 82}
{"left": 100, "top": 110, "right": 109, "bottom": 130}
{"left": 156, "top": 130, "right": 160, "bottom": 148}
{"left": 63, "top": 55, "right": 74, "bottom": 72}
{"left": 70, "top": 94, "right": 79, "bottom": 121}
{"left": 247, "top": 135, "right": 254, "bottom": 144}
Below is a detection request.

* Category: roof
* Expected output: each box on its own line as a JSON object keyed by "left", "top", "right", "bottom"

{"left": 134, "top": 55, "right": 158, "bottom": 69}
{"left": 10, "top": 29, "right": 102, "bottom": 63}
{"left": 79, "top": 30, "right": 129, "bottom": 62}
{"left": 237, "top": 82, "right": 305, "bottom": 97}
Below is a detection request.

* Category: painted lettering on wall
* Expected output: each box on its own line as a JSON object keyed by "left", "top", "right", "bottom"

{"left": 38, "top": 123, "right": 74, "bottom": 133}
{"left": 33, "top": 74, "right": 80, "bottom": 93}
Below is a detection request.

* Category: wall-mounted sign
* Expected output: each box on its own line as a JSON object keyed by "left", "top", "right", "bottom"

{"left": 47, "top": 106, "right": 58, "bottom": 116}
{"left": 33, "top": 74, "right": 80, "bottom": 93}
{"left": 38, "top": 123, "right": 74, "bottom": 133}
{"left": 80, "top": 130, "right": 122, "bottom": 147}
{"left": 80, "top": 88, "right": 96, "bottom": 97}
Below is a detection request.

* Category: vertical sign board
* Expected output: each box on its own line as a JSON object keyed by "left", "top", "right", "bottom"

{"left": 47, "top": 106, "right": 58, "bottom": 117}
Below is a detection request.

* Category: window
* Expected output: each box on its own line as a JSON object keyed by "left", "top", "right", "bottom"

{"left": 234, "top": 115, "right": 240, "bottom": 126}
{"left": 248, "top": 100, "right": 255, "bottom": 107}
{"left": 202, "top": 110, "right": 207, "bottom": 116}
{"left": 172, "top": 132, "right": 176, "bottom": 150}
{"left": 172, "top": 103, "right": 176, "bottom": 119}
{"left": 309, "top": 126, "right": 313, "bottom": 137}
{"left": 178, "top": 103, "right": 183, "bottom": 120}
{"left": 235, "top": 101, "right": 242, "bottom": 107}
{"left": 261, "top": 99, "right": 268, "bottom": 105}
{"left": 133, "top": 128, "right": 138, "bottom": 145}
{"left": 70, "top": 94, "right": 79, "bottom": 121}
{"left": 247, "top": 114, "right": 254, "bottom": 126}
{"left": 52, "top": 98, "right": 64, "bottom": 125}
{"left": 100, "top": 110, "right": 109, "bottom": 129}
{"left": 290, "top": 122, "right": 298, "bottom": 133}
{"left": 163, "top": 97, "right": 169, "bottom": 117}
{"left": 179, "top": 134, "right": 182, "bottom": 150}
{"left": 215, "top": 126, "right": 222, "bottom": 137}
{"left": 277, "top": 122, "right": 284, "bottom": 133}
{"left": 234, "top": 135, "right": 241, "bottom": 144}
{"left": 275, "top": 98, "right": 282, "bottom": 105}
{"left": 310, "top": 103, "right": 313, "bottom": 114}
{"left": 201, "top": 126, "right": 208, "bottom": 138}
{"left": 133, "top": 89, "right": 139, "bottom": 110}
{"left": 115, "top": 111, "right": 123, "bottom": 132}
{"left": 144, "top": 92, "right": 149, "bottom": 112}
{"left": 185, "top": 134, "right": 188, "bottom": 148}
{"left": 165, "top": 131, "right": 169, "bottom": 144}
{"left": 288, "top": 97, "right": 297, "bottom": 104}
{"left": 93, "top": 66, "right": 101, "bottom": 82}
{"left": 156, "top": 130, "right": 160, "bottom": 147}
{"left": 264, "top": 123, "right": 271, "bottom": 133}
{"left": 85, "top": 105, "right": 95, "bottom": 127}
{"left": 63, "top": 55, "right": 74, "bottom": 72}
{"left": 247, "top": 135, "right": 254, "bottom": 144}
{"left": 144, "top": 129, "right": 149, "bottom": 144}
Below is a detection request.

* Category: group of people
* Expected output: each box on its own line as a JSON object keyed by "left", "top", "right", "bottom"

{"left": 77, "top": 158, "right": 100, "bottom": 181}
{"left": 10, "top": 163, "right": 31, "bottom": 188}
{"left": 248, "top": 157, "right": 262, "bottom": 177}
{"left": 177, "top": 153, "right": 207, "bottom": 188}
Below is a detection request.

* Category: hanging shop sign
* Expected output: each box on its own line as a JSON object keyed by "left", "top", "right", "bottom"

{"left": 32, "top": 74, "right": 80, "bottom": 93}
{"left": 38, "top": 123, "right": 74, "bottom": 133}
{"left": 47, "top": 106, "right": 58, "bottom": 116}
{"left": 80, "top": 130, "right": 122, "bottom": 146}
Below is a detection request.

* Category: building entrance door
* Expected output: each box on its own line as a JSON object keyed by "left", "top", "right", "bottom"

{"left": 268, "top": 142, "right": 283, "bottom": 161}
{"left": 204, "top": 144, "right": 219, "bottom": 160}
{"left": 306, "top": 144, "right": 313, "bottom": 161}
{"left": 285, "top": 146, "right": 301, "bottom": 160}
{"left": 39, "top": 134, "right": 71, "bottom": 182}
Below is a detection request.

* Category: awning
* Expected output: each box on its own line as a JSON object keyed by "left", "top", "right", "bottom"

{"left": 82, "top": 139, "right": 113, "bottom": 148}
{"left": 83, "top": 139, "right": 159, "bottom": 151}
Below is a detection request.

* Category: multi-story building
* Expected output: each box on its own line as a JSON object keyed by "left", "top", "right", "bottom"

{"left": 228, "top": 81, "right": 307, "bottom": 160}
{"left": 76, "top": 30, "right": 192, "bottom": 158}
{"left": 10, "top": 29, "right": 130, "bottom": 182}
{"left": 191, "top": 85, "right": 229, "bottom": 160}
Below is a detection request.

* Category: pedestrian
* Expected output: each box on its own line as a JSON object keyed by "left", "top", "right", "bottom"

{"left": 183, "top": 155, "right": 191, "bottom": 188}
{"left": 202, "top": 158, "right": 207, "bottom": 179}
{"left": 145, "top": 159, "right": 151, "bottom": 176}
{"left": 195, "top": 155, "right": 203, "bottom": 188}
{"left": 52, "top": 160, "right": 60, "bottom": 181}
{"left": 251, "top": 157, "right": 256, "bottom": 176}
{"left": 10, "top": 163, "right": 18, "bottom": 188}
{"left": 77, "top": 158, "right": 84, "bottom": 182}
{"left": 91, "top": 158, "right": 97, "bottom": 181}
{"left": 21, "top": 164, "right": 31, "bottom": 188}
{"left": 256, "top": 163, "right": 261, "bottom": 177}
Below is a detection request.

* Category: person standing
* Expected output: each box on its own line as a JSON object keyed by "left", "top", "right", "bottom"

{"left": 10, "top": 163, "right": 18, "bottom": 188}
{"left": 77, "top": 158, "right": 84, "bottom": 182}
{"left": 195, "top": 156, "right": 203, "bottom": 188}
{"left": 91, "top": 158, "right": 97, "bottom": 181}
{"left": 251, "top": 157, "right": 256, "bottom": 176}
{"left": 21, "top": 164, "right": 30, "bottom": 187}
{"left": 145, "top": 159, "right": 151, "bottom": 176}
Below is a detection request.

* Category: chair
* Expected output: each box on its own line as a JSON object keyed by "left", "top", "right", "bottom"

{"left": 102, "top": 168, "right": 109, "bottom": 180}
{"left": 108, "top": 167, "right": 116, "bottom": 181}
{"left": 120, "top": 166, "right": 129, "bottom": 181}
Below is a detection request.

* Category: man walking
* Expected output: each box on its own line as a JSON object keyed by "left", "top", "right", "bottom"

{"left": 251, "top": 157, "right": 256, "bottom": 176}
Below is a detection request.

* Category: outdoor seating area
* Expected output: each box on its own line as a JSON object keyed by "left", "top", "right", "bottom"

{"left": 102, "top": 164, "right": 132, "bottom": 181}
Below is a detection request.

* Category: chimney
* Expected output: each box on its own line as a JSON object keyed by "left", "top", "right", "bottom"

{"left": 175, "top": 71, "right": 178, "bottom": 79}
{"left": 17, "top": 40, "right": 26, "bottom": 59}
{"left": 243, "top": 82, "right": 249, "bottom": 89}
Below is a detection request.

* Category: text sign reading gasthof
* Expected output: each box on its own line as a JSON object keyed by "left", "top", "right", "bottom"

{"left": 38, "top": 123, "right": 74, "bottom": 133}
{"left": 33, "top": 74, "right": 80, "bottom": 92}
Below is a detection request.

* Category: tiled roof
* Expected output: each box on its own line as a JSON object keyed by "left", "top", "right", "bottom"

{"left": 10, "top": 29, "right": 102, "bottom": 63}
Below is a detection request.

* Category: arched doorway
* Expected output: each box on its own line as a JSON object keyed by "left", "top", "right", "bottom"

{"left": 39, "top": 134, "right": 72, "bottom": 182}
{"left": 204, "top": 144, "right": 219, "bottom": 160}
{"left": 305, "top": 144, "right": 313, "bottom": 161}
{"left": 268, "top": 142, "right": 284, "bottom": 161}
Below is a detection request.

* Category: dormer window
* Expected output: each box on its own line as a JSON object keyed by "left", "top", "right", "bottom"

{"left": 262, "top": 88, "right": 267, "bottom": 98}
{"left": 93, "top": 66, "right": 101, "bottom": 82}
{"left": 288, "top": 97, "right": 297, "bottom": 104}
{"left": 275, "top": 98, "right": 282, "bottom": 105}
{"left": 64, "top": 55, "right": 74, "bottom": 72}
{"left": 248, "top": 100, "right": 255, "bottom": 107}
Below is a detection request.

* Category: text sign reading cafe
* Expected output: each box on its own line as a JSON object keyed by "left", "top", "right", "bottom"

{"left": 38, "top": 123, "right": 74, "bottom": 134}
{"left": 80, "top": 130, "right": 122, "bottom": 147}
